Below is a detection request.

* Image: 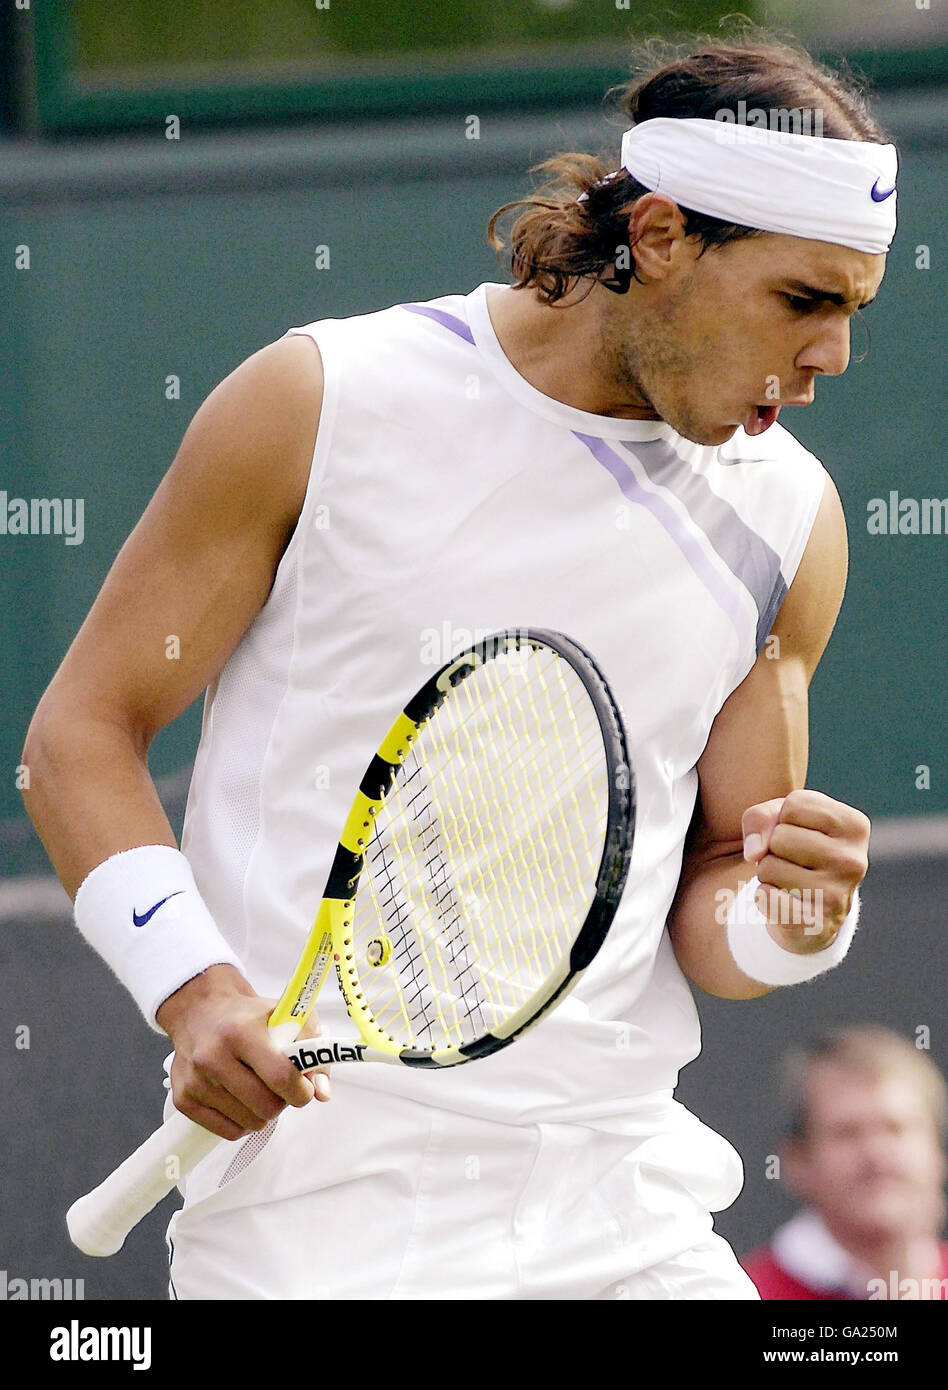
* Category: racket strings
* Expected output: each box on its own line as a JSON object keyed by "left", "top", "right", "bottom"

{"left": 352, "top": 646, "right": 608, "bottom": 1050}
{"left": 375, "top": 767, "right": 488, "bottom": 1043}
{"left": 440, "top": 650, "right": 605, "bottom": 1001}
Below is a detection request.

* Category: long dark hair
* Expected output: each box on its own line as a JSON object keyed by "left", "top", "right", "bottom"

{"left": 487, "top": 28, "right": 890, "bottom": 305}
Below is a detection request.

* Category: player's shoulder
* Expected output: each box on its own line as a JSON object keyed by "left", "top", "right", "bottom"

{"left": 205, "top": 332, "right": 325, "bottom": 442}
{"left": 164, "top": 333, "right": 327, "bottom": 549}
{"left": 241, "top": 331, "right": 325, "bottom": 405}
{"left": 282, "top": 285, "right": 477, "bottom": 356}
{"left": 216, "top": 333, "right": 325, "bottom": 463}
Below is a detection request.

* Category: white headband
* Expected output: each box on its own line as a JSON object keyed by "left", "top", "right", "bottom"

{"left": 615, "top": 117, "right": 897, "bottom": 255}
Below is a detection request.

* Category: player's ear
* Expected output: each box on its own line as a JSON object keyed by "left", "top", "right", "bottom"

{"left": 628, "top": 193, "right": 690, "bottom": 281}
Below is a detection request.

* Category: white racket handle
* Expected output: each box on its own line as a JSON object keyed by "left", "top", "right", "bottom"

{"left": 66, "top": 1028, "right": 402, "bottom": 1257}
{"left": 67, "top": 1019, "right": 302, "bottom": 1258}
{"left": 67, "top": 1107, "right": 221, "bottom": 1257}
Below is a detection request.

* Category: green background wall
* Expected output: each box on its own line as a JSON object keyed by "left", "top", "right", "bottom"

{"left": 2, "top": 92, "right": 945, "bottom": 839}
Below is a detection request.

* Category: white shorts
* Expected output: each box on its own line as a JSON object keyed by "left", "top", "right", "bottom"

{"left": 165, "top": 1078, "right": 759, "bottom": 1300}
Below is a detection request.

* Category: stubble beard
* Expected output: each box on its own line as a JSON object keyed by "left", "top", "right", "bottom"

{"left": 594, "top": 291, "right": 716, "bottom": 443}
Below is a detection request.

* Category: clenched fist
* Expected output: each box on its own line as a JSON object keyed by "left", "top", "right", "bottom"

{"left": 741, "top": 789, "right": 870, "bottom": 956}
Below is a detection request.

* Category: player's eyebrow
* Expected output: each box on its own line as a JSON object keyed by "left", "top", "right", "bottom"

{"left": 784, "top": 279, "right": 878, "bottom": 310}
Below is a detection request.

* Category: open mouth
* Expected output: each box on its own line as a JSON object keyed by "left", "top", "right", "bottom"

{"left": 743, "top": 404, "right": 780, "bottom": 437}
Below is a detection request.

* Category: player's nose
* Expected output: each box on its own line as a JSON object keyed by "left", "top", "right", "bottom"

{"left": 799, "top": 320, "right": 851, "bottom": 377}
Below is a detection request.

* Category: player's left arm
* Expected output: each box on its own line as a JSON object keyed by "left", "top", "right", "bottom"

{"left": 667, "top": 471, "right": 870, "bottom": 999}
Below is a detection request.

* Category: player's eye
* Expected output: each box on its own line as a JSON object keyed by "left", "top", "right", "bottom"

{"left": 784, "top": 293, "right": 818, "bottom": 313}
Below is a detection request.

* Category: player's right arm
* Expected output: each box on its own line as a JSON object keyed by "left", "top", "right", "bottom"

{"left": 21, "top": 333, "right": 327, "bottom": 1139}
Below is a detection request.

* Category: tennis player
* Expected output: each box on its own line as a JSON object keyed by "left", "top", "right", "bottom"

{"left": 24, "top": 33, "right": 884, "bottom": 1299}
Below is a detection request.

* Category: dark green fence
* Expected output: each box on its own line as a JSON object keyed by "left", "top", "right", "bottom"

{"left": 2, "top": 89, "right": 946, "bottom": 835}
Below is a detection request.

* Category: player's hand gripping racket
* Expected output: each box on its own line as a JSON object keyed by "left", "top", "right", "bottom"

{"left": 67, "top": 629, "right": 635, "bottom": 1256}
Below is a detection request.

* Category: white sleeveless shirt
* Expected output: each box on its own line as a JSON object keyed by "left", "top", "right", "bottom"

{"left": 180, "top": 281, "right": 826, "bottom": 1131}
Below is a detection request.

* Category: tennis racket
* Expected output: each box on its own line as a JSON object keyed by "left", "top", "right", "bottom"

{"left": 67, "top": 628, "right": 635, "bottom": 1257}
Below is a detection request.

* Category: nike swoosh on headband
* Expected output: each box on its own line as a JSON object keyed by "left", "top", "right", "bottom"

{"left": 870, "top": 178, "right": 896, "bottom": 202}
{"left": 132, "top": 891, "right": 185, "bottom": 927}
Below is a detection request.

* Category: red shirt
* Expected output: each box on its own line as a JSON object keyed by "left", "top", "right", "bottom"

{"left": 742, "top": 1241, "right": 948, "bottom": 1300}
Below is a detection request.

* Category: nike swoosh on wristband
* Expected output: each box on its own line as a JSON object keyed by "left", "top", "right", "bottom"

{"left": 870, "top": 178, "right": 896, "bottom": 202}
{"left": 132, "top": 891, "right": 185, "bottom": 927}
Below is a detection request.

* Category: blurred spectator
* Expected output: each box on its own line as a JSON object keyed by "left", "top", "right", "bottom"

{"left": 742, "top": 1025, "right": 948, "bottom": 1299}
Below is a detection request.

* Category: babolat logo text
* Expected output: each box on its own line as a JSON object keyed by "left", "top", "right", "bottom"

{"left": 49, "top": 1321, "right": 151, "bottom": 1371}
{"left": 335, "top": 960, "right": 354, "bottom": 1009}
{"left": 289, "top": 1041, "right": 368, "bottom": 1070}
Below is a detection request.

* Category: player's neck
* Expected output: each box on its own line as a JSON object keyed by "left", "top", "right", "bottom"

{"left": 484, "top": 282, "right": 660, "bottom": 421}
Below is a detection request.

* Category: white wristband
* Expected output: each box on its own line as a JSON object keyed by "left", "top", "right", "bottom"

{"left": 73, "top": 845, "right": 244, "bottom": 1034}
{"left": 725, "top": 875, "right": 860, "bottom": 987}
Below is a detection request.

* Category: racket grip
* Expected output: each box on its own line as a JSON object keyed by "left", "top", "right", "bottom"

{"left": 66, "top": 1022, "right": 302, "bottom": 1257}
{"left": 66, "top": 1109, "right": 221, "bottom": 1257}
